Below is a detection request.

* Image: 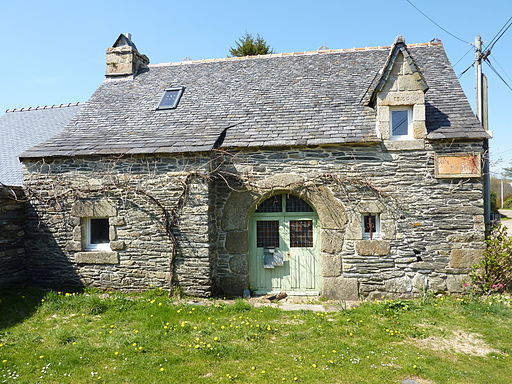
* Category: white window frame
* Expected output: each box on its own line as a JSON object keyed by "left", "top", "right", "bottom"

{"left": 362, "top": 214, "right": 381, "bottom": 240}
{"left": 390, "top": 106, "right": 413, "bottom": 140}
{"left": 84, "top": 217, "right": 111, "bottom": 251}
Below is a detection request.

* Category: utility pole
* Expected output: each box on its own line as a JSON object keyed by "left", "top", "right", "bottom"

{"left": 501, "top": 177, "right": 504, "bottom": 209}
{"left": 475, "top": 35, "right": 491, "bottom": 229}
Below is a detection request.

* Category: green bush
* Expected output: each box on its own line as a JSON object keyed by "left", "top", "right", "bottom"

{"left": 470, "top": 224, "right": 512, "bottom": 293}
{"left": 504, "top": 196, "right": 512, "bottom": 209}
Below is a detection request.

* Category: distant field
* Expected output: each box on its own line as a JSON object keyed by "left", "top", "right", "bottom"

{"left": 0, "top": 288, "right": 511, "bottom": 383}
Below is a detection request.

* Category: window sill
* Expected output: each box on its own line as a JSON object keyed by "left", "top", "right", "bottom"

{"left": 382, "top": 139, "right": 424, "bottom": 151}
{"left": 75, "top": 251, "right": 119, "bottom": 265}
{"left": 355, "top": 240, "right": 390, "bottom": 256}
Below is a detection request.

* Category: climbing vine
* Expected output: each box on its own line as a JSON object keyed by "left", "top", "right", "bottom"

{"left": 6, "top": 149, "right": 397, "bottom": 295}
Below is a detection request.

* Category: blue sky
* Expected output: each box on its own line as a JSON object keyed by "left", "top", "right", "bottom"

{"left": 1, "top": 0, "right": 511, "bottom": 174}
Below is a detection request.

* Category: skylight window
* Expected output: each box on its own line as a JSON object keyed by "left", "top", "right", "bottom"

{"left": 157, "top": 87, "right": 184, "bottom": 110}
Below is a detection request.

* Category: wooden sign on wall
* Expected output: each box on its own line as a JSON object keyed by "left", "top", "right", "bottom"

{"left": 434, "top": 153, "right": 481, "bottom": 178}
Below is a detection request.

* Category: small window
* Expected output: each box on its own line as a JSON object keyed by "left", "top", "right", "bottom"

{"left": 84, "top": 218, "right": 111, "bottom": 251}
{"left": 362, "top": 214, "right": 380, "bottom": 240}
{"left": 157, "top": 87, "right": 184, "bottom": 110}
{"left": 390, "top": 107, "right": 412, "bottom": 139}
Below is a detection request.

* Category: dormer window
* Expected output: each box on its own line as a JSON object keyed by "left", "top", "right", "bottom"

{"left": 157, "top": 87, "right": 184, "bottom": 110}
{"left": 390, "top": 107, "right": 412, "bottom": 139}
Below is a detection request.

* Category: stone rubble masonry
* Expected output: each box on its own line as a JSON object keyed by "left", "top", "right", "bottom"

{"left": 214, "top": 141, "right": 485, "bottom": 299}
{"left": 23, "top": 155, "right": 213, "bottom": 296}
{"left": 0, "top": 186, "right": 26, "bottom": 286}
{"left": 21, "top": 139, "right": 485, "bottom": 299}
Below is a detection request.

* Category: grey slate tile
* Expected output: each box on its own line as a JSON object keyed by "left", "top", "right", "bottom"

{"left": 0, "top": 104, "right": 81, "bottom": 185}
{"left": 19, "top": 44, "right": 485, "bottom": 159}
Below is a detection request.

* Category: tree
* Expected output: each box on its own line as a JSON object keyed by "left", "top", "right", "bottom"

{"left": 229, "top": 33, "right": 273, "bottom": 57}
{"left": 503, "top": 166, "right": 512, "bottom": 180}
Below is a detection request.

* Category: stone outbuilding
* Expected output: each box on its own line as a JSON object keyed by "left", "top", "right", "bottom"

{"left": 17, "top": 34, "right": 488, "bottom": 299}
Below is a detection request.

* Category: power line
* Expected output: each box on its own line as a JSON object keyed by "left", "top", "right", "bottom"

{"left": 458, "top": 62, "right": 474, "bottom": 78}
{"left": 484, "top": 57, "right": 512, "bottom": 93}
{"left": 453, "top": 46, "right": 474, "bottom": 67}
{"left": 405, "top": 0, "right": 473, "bottom": 46}
{"left": 484, "top": 16, "right": 512, "bottom": 52}
{"left": 490, "top": 54, "right": 512, "bottom": 84}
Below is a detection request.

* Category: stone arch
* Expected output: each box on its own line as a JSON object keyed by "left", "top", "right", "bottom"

{"left": 219, "top": 173, "right": 347, "bottom": 296}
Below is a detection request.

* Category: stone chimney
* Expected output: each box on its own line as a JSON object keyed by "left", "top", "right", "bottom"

{"left": 106, "top": 33, "right": 149, "bottom": 77}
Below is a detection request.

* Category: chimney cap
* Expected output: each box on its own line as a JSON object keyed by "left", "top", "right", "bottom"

{"left": 112, "top": 33, "right": 137, "bottom": 50}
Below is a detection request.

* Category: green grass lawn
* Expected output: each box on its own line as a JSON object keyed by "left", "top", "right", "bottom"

{"left": 0, "top": 288, "right": 511, "bottom": 384}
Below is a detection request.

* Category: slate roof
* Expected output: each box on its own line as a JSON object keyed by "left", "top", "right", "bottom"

{"left": 20, "top": 41, "right": 486, "bottom": 158}
{"left": 0, "top": 104, "right": 81, "bottom": 185}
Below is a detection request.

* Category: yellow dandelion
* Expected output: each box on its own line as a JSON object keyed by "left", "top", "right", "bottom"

{"left": 159, "top": 368, "right": 165, "bottom": 372}
{"left": 114, "top": 351, "right": 119, "bottom": 356}
{"left": 2, "top": 360, "right": 7, "bottom": 364}
{"left": 311, "top": 363, "right": 317, "bottom": 368}
{"left": 39, "top": 355, "right": 44, "bottom": 359}
{"left": 260, "top": 370, "right": 266, "bottom": 374}
{"left": 293, "top": 377, "right": 298, "bottom": 381}
{"left": 132, "top": 343, "right": 137, "bottom": 347}
{"left": 251, "top": 367, "right": 256, "bottom": 370}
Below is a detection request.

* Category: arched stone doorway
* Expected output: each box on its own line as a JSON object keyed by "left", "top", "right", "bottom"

{"left": 219, "top": 173, "right": 348, "bottom": 297}
{"left": 249, "top": 194, "right": 319, "bottom": 294}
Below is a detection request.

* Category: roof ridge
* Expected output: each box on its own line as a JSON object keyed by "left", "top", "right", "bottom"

{"left": 5, "top": 102, "right": 82, "bottom": 113}
{"left": 148, "top": 41, "right": 443, "bottom": 68}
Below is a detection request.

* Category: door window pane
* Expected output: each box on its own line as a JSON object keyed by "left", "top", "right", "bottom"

{"left": 255, "top": 195, "right": 282, "bottom": 213}
{"left": 286, "top": 195, "right": 314, "bottom": 212}
{"left": 256, "top": 220, "right": 280, "bottom": 248}
{"left": 290, "top": 220, "right": 313, "bottom": 247}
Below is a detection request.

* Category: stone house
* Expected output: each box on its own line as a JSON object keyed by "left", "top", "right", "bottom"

{"left": 18, "top": 34, "right": 488, "bottom": 299}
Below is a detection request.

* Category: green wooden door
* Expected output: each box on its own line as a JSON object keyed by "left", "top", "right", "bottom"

{"left": 248, "top": 195, "right": 320, "bottom": 295}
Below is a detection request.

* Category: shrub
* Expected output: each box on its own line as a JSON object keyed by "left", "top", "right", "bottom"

{"left": 470, "top": 224, "right": 512, "bottom": 293}
{"left": 504, "top": 196, "right": 512, "bottom": 209}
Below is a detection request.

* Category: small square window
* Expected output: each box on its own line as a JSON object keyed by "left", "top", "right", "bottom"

{"left": 157, "top": 87, "right": 184, "bottom": 110}
{"left": 84, "top": 218, "right": 111, "bottom": 251}
{"left": 390, "top": 107, "right": 412, "bottom": 139}
{"left": 362, "top": 214, "right": 380, "bottom": 240}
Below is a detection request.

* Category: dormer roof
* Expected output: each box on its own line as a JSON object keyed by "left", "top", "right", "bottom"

{"left": 363, "top": 36, "right": 429, "bottom": 107}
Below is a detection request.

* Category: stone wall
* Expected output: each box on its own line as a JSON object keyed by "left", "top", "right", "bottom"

{"left": 23, "top": 155, "right": 214, "bottom": 296}
{"left": 21, "top": 140, "right": 485, "bottom": 299}
{"left": 214, "top": 141, "right": 485, "bottom": 299}
{"left": 0, "top": 185, "right": 26, "bottom": 285}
